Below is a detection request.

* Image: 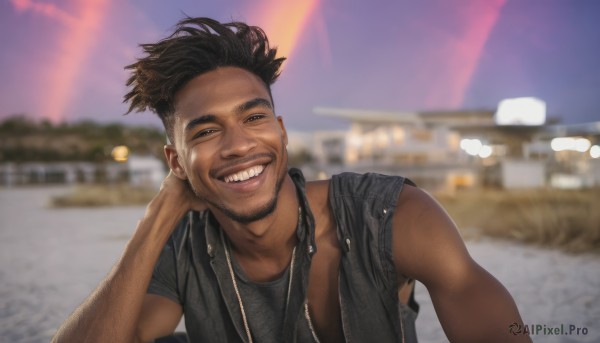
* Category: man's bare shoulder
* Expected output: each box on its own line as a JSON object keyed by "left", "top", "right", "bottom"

{"left": 393, "top": 183, "right": 472, "bottom": 285}
{"left": 396, "top": 183, "right": 441, "bottom": 219}
{"left": 395, "top": 183, "right": 463, "bottom": 239}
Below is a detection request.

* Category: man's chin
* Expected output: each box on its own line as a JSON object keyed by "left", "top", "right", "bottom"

{"left": 216, "top": 197, "right": 278, "bottom": 224}
{"left": 193, "top": 163, "right": 286, "bottom": 225}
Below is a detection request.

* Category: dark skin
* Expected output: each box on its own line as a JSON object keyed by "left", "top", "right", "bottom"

{"left": 52, "top": 67, "right": 531, "bottom": 343}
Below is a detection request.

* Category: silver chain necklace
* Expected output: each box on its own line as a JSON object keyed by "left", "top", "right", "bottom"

{"left": 220, "top": 208, "right": 321, "bottom": 343}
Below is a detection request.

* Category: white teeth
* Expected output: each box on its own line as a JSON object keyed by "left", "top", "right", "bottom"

{"left": 224, "top": 165, "right": 265, "bottom": 183}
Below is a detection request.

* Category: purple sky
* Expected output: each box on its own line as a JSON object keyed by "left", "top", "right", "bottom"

{"left": 1, "top": 0, "right": 599, "bottom": 132}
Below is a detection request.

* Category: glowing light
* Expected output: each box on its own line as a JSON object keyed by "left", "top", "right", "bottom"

{"left": 111, "top": 145, "right": 129, "bottom": 162}
{"left": 495, "top": 97, "right": 546, "bottom": 126}
{"left": 478, "top": 145, "right": 493, "bottom": 158}
{"left": 590, "top": 145, "right": 600, "bottom": 159}
{"left": 460, "top": 138, "right": 483, "bottom": 156}
{"left": 460, "top": 139, "right": 470, "bottom": 150}
{"left": 551, "top": 138, "right": 569, "bottom": 151}
{"left": 574, "top": 138, "right": 591, "bottom": 152}
{"left": 551, "top": 137, "right": 591, "bottom": 152}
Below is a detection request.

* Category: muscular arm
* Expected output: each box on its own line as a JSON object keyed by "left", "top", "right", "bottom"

{"left": 52, "top": 173, "right": 203, "bottom": 343}
{"left": 393, "top": 185, "right": 531, "bottom": 343}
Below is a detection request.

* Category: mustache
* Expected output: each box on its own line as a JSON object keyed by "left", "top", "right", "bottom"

{"left": 209, "top": 152, "right": 275, "bottom": 178}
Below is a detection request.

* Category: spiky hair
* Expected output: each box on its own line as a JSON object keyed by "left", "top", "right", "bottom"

{"left": 123, "top": 17, "right": 286, "bottom": 142}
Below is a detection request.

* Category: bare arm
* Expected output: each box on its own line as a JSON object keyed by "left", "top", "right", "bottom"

{"left": 393, "top": 185, "right": 531, "bottom": 343}
{"left": 52, "top": 173, "right": 204, "bottom": 343}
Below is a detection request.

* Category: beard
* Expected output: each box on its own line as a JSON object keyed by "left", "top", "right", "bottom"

{"left": 189, "top": 140, "right": 289, "bottom": 224}
{"left": 213, "top": 184, "right": 280, "bottom": 224}
{"left": 190, "top": 167, "right": 286, "bottom": 224}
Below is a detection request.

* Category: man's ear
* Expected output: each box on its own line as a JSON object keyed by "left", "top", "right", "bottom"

{"left": 164, "top": 144, "right": 187, "bottom": 180}
{"left": 277, "top": 116, "right": 288, "bottom": 146}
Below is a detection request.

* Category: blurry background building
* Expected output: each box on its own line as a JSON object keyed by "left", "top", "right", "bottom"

{"left": 0, "top": 118, "right": 167, "bottom": 188}
{"left": 288, "top": 98, "right": 600, "bottom": 191}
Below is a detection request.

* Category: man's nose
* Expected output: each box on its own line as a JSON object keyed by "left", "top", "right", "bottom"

{"left": 219, "top": 125, "right": 258, "bottom": 158}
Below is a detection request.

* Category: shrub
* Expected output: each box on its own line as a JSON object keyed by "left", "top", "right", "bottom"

{"left": 435, "top": 188, "right": 600, "bottom": 254}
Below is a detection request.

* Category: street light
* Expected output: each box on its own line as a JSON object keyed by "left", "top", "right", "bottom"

{"left": 111, "top": 145, "right": 129, "bottom": 162}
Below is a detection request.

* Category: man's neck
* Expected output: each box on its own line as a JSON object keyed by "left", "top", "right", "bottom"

{"left": 213, "top": 174, "right": 300, "bottom": 263}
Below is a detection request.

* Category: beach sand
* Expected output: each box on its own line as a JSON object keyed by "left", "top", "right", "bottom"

{"left": 1, "top": 186, "right": 598, "bottom": 342}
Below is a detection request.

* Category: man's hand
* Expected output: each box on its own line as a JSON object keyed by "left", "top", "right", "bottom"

{"left": 159, "top": 171, "right": 207, "bottom": 212}
{"left": 147, "top": 172, "right": 207, "bottom": 220}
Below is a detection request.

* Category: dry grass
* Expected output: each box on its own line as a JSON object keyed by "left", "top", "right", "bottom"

{"left": 434, "top": 188, "right": 600, "bottom": 254}
{"left": 51, "top": 184, "right": 156, "bottom": 207}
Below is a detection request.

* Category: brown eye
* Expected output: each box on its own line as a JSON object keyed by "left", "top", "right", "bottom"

{"left": 194, "top": 128, "right": 217, "bottom": 139}
{"left": 246, "top": 114, "right": 266, "bottom": 123}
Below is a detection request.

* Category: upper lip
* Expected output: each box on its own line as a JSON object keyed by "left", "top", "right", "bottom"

{"left": 211, "top": 153, "right": 274, "bottom": 181}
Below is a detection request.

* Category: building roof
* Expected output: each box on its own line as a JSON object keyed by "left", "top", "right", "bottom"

{"left": 313, "top": 107, "right": 494, "bottom": 126}
{"left": 314, "top": 106, "right": 600, "bottom": 141}
{"left": 313, "top": 107, "right": 421, "bottom": 124}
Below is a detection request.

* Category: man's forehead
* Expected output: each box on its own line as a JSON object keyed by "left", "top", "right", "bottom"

{"left": 173, "top": 67, "right": 272, "bottom": 117}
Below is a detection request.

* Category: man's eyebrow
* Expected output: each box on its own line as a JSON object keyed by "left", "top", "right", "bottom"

{"left": 185, "top": 114, "right": 217, "bottom": 132}
{"left": 235, "top": 97, "right": 273, "bottom": 113}
{"left": 183, "top": 98, "right": 272, "bottom": 132}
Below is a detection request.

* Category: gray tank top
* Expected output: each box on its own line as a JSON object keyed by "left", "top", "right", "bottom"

{"left": 231, "top": 255, "right": 289, "bottom": 343}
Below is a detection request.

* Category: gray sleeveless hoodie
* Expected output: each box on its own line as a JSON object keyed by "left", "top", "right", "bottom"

{"left": 148, "top": 168, "right": 419, "bottom": 342}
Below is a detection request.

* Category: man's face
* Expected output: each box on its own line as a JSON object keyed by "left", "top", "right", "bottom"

{"left": 170, "top": 67, "right": 288, "bottom": 223}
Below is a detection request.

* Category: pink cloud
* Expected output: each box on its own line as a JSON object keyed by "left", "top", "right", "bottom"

{"left": 9, "top": 0, "right": 111, "bottom": 122}
{"left": 10, "top": 0, "right": 74, "bottom": 25}
{"left": 243, "top": 0, "right": 320, "bottom": 62}
{"left": 408, "top": 0, "right": 507, "bottom": 109}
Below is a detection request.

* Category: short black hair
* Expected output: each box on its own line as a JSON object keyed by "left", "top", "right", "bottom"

{"left": 123, "top": 17, "right": 286, "bottom": 142}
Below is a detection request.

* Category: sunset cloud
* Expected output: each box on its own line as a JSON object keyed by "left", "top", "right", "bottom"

{"left": 2, "top": 1, "right": 597, "bottom": 127}
{"left": 10, "top": 0, "right": 74, "bottom": 25}
{"left": 243, "top": 0, "right": 319, "bottom": 64}
{"left": 421, "top": 0, "right": 507, "bottom": 108}
{"left": 9, "top": 0, "right": 110, "bottom": 122}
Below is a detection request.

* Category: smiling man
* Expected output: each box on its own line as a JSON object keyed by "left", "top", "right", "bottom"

{"left": 52, "top": 17, "right": 531, "bottom": 343}
{"left": 173, "top": 68, "right": 289, "bottom": 225}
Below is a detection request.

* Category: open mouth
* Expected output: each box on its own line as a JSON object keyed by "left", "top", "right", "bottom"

{"left": 223, "top": 164, "right": 265, "bottom": 183}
